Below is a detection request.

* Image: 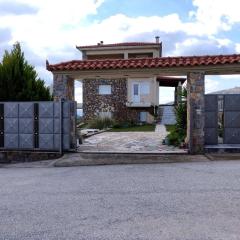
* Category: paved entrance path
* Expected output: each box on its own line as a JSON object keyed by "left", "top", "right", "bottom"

{"left": 1, "top": 161, "right": 240, "bottom": 239}
{"left": 79, "top": 125, "right": 183, "bottom": 152}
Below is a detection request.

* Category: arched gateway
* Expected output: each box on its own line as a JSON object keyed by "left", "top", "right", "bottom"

{"left": 47, "top": 41, "right": 240, "bottom": 154}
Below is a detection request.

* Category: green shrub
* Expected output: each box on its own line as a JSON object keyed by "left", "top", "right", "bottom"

{"left": 166, "top": 88, "right": 187, "bottom": 147}
{"left": 112, "top": 120, "right": 138, "bottom": 129}
{"left": 87, "top": 117, "right": 115, "bottom": 130}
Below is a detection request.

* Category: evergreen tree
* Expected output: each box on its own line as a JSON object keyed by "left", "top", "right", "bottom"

{"left": 0, "top": 42, "right": 52, "bottom": 101}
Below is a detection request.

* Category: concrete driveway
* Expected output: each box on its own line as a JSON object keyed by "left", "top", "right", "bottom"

{"left": 1, "top": 161, "right": 240, "bottom": 239}
{"left": 79, "top": 129, "right": 184, "bottom": 152}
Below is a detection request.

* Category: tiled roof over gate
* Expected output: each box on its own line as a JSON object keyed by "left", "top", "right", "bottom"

{"left": 47, "top": 54, "right": 240, "bottom": 72}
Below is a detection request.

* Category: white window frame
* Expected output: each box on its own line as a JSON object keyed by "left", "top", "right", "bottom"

{"left": 99, "top": 85, "right": 111, "bottom": 95}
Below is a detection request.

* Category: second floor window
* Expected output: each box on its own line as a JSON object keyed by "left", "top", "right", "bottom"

{"left": 99, "top": 85, "right": 111, "bottom": 95}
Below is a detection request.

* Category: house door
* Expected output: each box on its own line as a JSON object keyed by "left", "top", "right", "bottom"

{"left": 132, "top": 83, "right": 140, "bottom": 103}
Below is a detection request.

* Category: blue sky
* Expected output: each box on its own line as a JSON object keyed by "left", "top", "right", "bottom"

{"left": 0, "top": 0, "right": 240, "bottom": 103}
{"left": 87, "top": 0, "right": 193, "bottom": 21}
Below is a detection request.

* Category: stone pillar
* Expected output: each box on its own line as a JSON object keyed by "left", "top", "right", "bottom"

{"left": 53, "top": 74, "right": 75, "bottom": 101}
{"left": 177, "top": 82, "right": 182, "bottom": 104}
{"left": 187, "top": 72, "right": 205, "bottom": 154}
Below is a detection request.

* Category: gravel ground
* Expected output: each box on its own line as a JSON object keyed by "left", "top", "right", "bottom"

{"left": 1, "top": 161, "right": 240, "bottom": 239}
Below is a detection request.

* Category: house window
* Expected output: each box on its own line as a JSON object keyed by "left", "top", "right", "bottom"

{"left": 99, "top": 85, "right": 111, "bottom": 95}
{"left": 133, "top": 84, "right": 139, "bottom": 95}
{"left": 139, "top": 112, "right": 147, "bottom": 122}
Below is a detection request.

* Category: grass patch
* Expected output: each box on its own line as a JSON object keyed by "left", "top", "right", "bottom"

{"left": 165, "top": 125, "right": 175, "bottom": 132}
{"left": 78, "top": 123, "right": 88, "bottom": 129}
{"left": 109, "top": 124, "right": 155, "bottom": 132}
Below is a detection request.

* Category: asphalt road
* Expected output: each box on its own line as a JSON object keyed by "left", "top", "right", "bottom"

{"left": 1, "top": 161, "right": 240, "bottom": 240}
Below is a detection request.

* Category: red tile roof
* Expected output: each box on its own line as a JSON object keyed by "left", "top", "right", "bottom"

{"left": 47, "top": 54, "right": 240, "bottom": 72}
{"left": 77, "top": 42, "right": 161, "bottom": 49}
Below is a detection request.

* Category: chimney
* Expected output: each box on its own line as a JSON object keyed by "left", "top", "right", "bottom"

{"left": 155, "top": 36, "right": 160, "bottom": 43}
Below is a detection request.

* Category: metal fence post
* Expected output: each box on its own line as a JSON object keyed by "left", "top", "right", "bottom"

{"left": 59, "top": 99, "right": 63, "bottom": 155}
{"left": 189, "top": 101, "right": 193, "bottom": 154}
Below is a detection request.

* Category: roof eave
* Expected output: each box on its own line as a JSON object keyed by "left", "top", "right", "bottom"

{"left": 76, "top": 44, "right": 162, "bottom": 52}
{"left": 47, "top": 64, "right": 240, "bottom": 78}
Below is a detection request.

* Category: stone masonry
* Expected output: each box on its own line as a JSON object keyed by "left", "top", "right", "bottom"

{"left": 53, "top": 74, "right": 74, "bottom": 101}
{"left": 187, "top": 72, "right": 205, "bottom": 154}
{"left": 83, "top": 78, "right": 154, "bottom": 123}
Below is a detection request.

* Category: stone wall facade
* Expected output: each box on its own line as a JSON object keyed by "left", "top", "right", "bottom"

{"left": 53, "top": 74, "right": 74, "bottom": 101}
{"left": 187, "top": 72, "right": 205, "bottom": 154}
{"left": 82, "top": 78, "right": 154, "bottom": 123}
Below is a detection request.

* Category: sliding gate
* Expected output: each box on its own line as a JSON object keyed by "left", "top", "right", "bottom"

{"left": 205, "top": 94, "right": 240, "bottom": 145}
{"left": 0, "top": 101, "right": 76, "bottom": 151}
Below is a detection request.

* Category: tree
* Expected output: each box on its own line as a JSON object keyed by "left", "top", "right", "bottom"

{"left": 0, "top": 42, "right": 52, "bottom": 101}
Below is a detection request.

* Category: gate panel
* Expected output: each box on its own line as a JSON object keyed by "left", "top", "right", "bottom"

{"left": 224, "top": 95, "right": 240, "bottom": 111}
{"left": 4, "top": 103, "right": 19, "bottom": 149}
{"left": 19, "top": 134, "right": 33, "bottom": 149}
{"left": 39, "top": 134, "right": 54, "bottom": 149}
{"left": 224, "top": 112, "right": 240, "bottom": 128}
{"left": 0, "top": 104, "right": 4, "bottom": 148}
{"left": 39, "top": 119, "right": 54, "bottom": 134}
{"left": 5, "top": 134, "right": 18, "bottom": 149}
{"left": 205, "top": 95, "right": 218, "bottom": 145}
{"left": 224, "top": 95, "right": 240, "bottom": 144}
{"left": 19, "top": 103, "right": 34, "bottom": 118}
{"left": 39, "top": 102, "right": 55, "bottom": 150}
{"left": 19, "top": 119, "right": 33, "bottom": 134}
{"left": 224, "top": 129, "right": 240, "bottom": 144}
{"left": 5, "top": 103, "right": 18, "bottom": 118}
{"left": 5, "top": 118, "right": 18, "bottom": 133}
{"left": 19, "top": 103, "right": 34, "bottom": 149}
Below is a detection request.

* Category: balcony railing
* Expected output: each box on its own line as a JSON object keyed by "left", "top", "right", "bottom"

{"left": 126, "top": 101, "right": 153, "bottom": 107}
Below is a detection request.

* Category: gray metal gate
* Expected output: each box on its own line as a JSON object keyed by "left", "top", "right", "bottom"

{"left": 204, "top": 95, "right": 218, "bottom": 145}
{"left": 223, "top": 95, "right": 240, "bottom": 144}
{"left": 0, "top": 101, "right": 76, "bottom": 151}
{"left": 205, "top": 94, "right": 240, "bottom": 145}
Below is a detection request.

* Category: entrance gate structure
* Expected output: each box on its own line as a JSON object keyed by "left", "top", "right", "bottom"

{"left": 0, "top": 101, "right": 76, "bottom": 152}
{"left": 205, "top": 94, "right": 240, "bottom": 145}
{"left": 47, "top": 53, "right": 240, "bottom": 154}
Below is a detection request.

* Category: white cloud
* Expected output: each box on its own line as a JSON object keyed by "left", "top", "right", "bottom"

{"left": 0, "top": 0, "right": 105, "bottom": 54}
{"left": 236, "top": 44, "right": 240, "bottom": 53}
{"left": 1, "top": 0, "right": 239, "bottom": 65}
{"left": 205, "top": 78, "right": 220, "bottom": 93}
{"left": 190, "top": 0, "right": 240, "bottom": 33}
{"left": 75, "top": 81, "right": 82, "bottom": 103}
{"left": 159, "top": 87, "right": 175, "bottom": 104}
{"left": 219, "top": 75, "right": 240, "bottom": 80}
{"left": 172, "top": 36, "right": 235, "bottom": 56}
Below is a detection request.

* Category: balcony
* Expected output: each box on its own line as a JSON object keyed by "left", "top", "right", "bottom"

{"left": 126, "top": 101, "right": 153, "bottom": 107}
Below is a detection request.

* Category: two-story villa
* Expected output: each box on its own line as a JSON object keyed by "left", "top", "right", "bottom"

{"left": 76, "top": 37, "right": 184, "bottom": 123}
